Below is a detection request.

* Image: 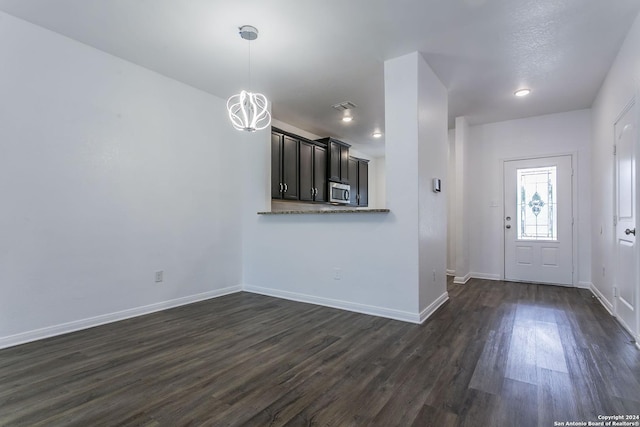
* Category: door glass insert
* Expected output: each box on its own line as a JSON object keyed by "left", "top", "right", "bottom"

{"left": 516, "top": 166, "right": 557, "bottom": 240}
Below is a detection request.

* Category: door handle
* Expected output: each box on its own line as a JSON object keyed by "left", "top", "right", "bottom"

{"left": 505, "top": 225, "right": 511, "bottom": 229}
{"left": 625, "top": 228, "right": 636, "bottom": 236}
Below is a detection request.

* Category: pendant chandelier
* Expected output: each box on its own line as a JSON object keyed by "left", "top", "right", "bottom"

{"left": 227, "top": 25, "right": 271, "bottom": 132}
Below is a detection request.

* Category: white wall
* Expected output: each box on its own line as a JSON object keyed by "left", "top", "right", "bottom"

{"left": 241, "top": 52, "right": 448, "bottom": 322}
{"left": 591, "top": 13, "right": 640, "bottom": 310}
{"left": 374, "top": 156, "right": 386, "bottom": 208}
{"left": 416, "top": 53, "right": 449, "bottom": 312}
{"left": 461, "top": 110, "right": 592, "bottom": 284}
{"left": 0, "top": 12, "right": 244, "bottom": 347}
{"left": 447, "top": 129, "right": 456, "bottom": 274}
{"left": 453, "top": 117, "right": 471, "bottom": 283}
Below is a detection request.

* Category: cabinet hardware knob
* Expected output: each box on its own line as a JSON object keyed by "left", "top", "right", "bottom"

{"left": 625, "top": 228, "right": 636, "bottom": 236}
{"left": 284, "top": 183, "right": 288, "bottom": 192}
{"left": 279, "top": 183, "right": 283, "bottom": 193}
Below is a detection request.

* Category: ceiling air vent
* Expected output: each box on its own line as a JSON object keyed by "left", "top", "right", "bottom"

{"left": 332, "top": 101, "right": 358, "bottom": 111}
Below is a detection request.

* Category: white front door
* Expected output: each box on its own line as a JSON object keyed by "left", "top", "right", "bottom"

{"left": 504, "top": 155, "right": 573, "bottom": 285}
{"left": 614, "top": 100, "right": 638, "bottom": 339}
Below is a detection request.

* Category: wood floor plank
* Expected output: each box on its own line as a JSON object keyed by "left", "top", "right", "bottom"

{"left": 505, "top": 321, "right": 538, "bottom": 384}
{"left": 537, "top": 368, "right": 581, "bottom": 426}
{"left": 1, "top": 279, "right": 639, "bottom": 426}
{"left": 410, "top": 404, "right": 459, "bottom": 427}
{"left": 497, "top": 379, "right": 539, "bottom": 427}
{"left": 469, "top": 329, "right": 509, "bottom": 395}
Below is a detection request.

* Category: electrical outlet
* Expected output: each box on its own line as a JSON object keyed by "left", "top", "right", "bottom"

{"left": 155, "top": 271, "right": 164, "bottom": 283}
{"left": 333, "top": 268, "right": 342, "bottom": 280}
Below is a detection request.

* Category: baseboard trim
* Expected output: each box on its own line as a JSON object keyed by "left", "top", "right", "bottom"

{"left": 0, "top": 285, "right": 242, "bottom": 350}
{"left": 577, "top": 281, "right": 592, "bottom": 290}
{"left": 446, "top": 269, "right": 455, "bottom": 276}
{"left": 589, "top": 283, "right": 614, "bottom": 316}
{"left": 470, "top": 272, "right": 501, "bottom": 281}
{"left": 453, "top": 273, "right": 471, "bottom": 284}
{"left": 243, "top": 284, "right": 423, "bottom": 324}
{"left": 419, "top": 292, "right": 449, "bottom": 324}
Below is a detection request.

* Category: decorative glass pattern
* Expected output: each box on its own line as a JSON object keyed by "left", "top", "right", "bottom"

{"left": 517, "top": 166, "right": 557, "bottom": 240}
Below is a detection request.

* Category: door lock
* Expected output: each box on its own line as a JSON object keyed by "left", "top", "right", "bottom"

{"left": 625, "top": 228, "right": 636, "bottom": 236}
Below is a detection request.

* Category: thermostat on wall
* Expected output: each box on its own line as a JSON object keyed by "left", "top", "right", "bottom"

{"left": 433, "top": 178, "right": 441, "bottom": 193}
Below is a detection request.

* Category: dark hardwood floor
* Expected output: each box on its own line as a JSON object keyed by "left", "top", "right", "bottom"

{"left": 1, "top": 278, "right": 639, "bottom": 426}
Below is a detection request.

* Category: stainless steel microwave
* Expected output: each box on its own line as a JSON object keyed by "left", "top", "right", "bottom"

{"left": 329, "top": 182, "right": 350, "bottom": 204}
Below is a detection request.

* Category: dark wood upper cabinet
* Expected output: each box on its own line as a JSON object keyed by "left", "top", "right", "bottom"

{"left": 348, "top": 157, "right": 358, "bottom": 205}
{"left": 299, "top": 141, "right": 314, "bottom": 201}
{"left": 340, "top": 145, "right": 350, "bottom": 182}
{"left": 313, "top": 146, "right": 327, "bottom": 202}
{"left": 349, "top": 156, "right": 369, "bottom": 207}
{"left": 271, "top": 132, "right": 283, "bottom": 199}
{"left": 272, "top": 128, "right": 364, "bottom": 206}
{"left": 317, "top": 138, "right": 350, "bottom": 184}
{"left": 329, "top": 142, "right": 341, "bottom": 182}
{"left": 300, "top": 141, "right": 327, "bottom": 202}
{"left": 271, "top": 130, "right": 299, "bottom": 200}
{"left": 358, "top": 159, "right": 368, "bottom": 207}
{"left": 282, "top": 136, "right": 299, "bottom": 200}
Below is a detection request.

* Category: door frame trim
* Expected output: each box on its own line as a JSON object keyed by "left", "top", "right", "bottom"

{"left": 500, "top": 152, "right": 578, "bottom": 286}
{"left": 612, "top": 95, "right": 640, "bottom": 343}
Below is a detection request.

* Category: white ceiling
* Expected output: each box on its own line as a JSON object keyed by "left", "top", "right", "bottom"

{"left": 0, "top": 0, "right": 638, "bottom": 157}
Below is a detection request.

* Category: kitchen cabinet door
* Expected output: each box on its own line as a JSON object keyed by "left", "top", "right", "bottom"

{"left": 348, "top": 156, "right": 369, "bottom": 207}
{"left": 282, "top": 135, "right": 299, "bottom": 200}
{"left": 313, "top": 146, "right": 327, "bottom": 201}
{"left": 340, "top": 145, "right": 350, "bottom": 184}
{"left": 271, "top": 132, "right": 283, "bottom": 199}
{"left": 299, "top": 141, "right": 314, "bottom": 201}
{"left": 348, "top": 158, "right": 358, "bottom": 205}
{"left": 272, "top": 130, "right": 299, "bottom": 200}
{"left": 328, "top": 141, "right": 341, "bottom": 182}
{"left": 357, "top": 160, "right": 368, "bottom": 207}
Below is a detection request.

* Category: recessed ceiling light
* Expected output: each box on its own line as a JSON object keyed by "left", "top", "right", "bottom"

{"left": 342, "top": 116, "right": 353, "bottom": 122}
{"left": 514, "top": 88, "right": 531, "bottom": 97}
{"left": 372, "top": 131, "right": 383, "bottom": 138}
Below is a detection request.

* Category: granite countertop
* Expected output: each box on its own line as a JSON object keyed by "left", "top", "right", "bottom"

{"left": 257, "top": 209, "right": 390, "bottom": 215}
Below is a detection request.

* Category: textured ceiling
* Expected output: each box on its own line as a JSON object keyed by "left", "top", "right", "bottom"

{"left": 0, "top": 0, "right": 638, "bottom": 157}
